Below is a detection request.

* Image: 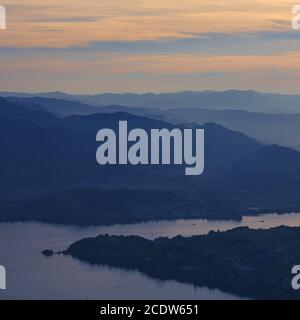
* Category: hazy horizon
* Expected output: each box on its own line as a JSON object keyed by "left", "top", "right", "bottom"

{"left": 2, "top": 89, "right": 300, "bottom": 96}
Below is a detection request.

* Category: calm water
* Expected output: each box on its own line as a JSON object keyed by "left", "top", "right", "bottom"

{"left": 1, "top": 212, "right": 300, "bottom": 300}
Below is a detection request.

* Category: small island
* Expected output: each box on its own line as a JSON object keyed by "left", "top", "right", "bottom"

{"left": 63, "top": 226, "right": 300, "bottom": 299}
{"left": 42, "top": 249, "right": 54, "bottom": 257}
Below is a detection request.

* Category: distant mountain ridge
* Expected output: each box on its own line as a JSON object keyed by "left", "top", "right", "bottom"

{"left": 1, "top": 96, "right": 300, "bottom": 224}
{"left": 5, "top": 95, "right": 300, "bottom": 151}
{"left": 2, "top": 90, "right": 300, "bottom": 113}
{"left": 0, "top": 97, "right": 263, "bottom": 192}
{"left": 7, "top": 96, "right": 101, "bottom": 117}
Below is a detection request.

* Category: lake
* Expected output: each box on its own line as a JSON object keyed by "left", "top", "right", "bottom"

{"left": 1, "top": 212, "right": 300, "bottom": 300}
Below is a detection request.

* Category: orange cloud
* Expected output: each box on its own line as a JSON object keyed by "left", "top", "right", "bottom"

{"left": 0, "top": 0, "right": 294, "bottom": 47}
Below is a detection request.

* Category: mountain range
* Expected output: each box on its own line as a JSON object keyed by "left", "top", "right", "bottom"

{"left": 1, "top": 95, "right": 300, "bottom": 225}
{"left": 4, "top": 94, "right": 300, "bottom": 151}
{"left": 2, "top": 90, "right": 300, "bottom": 113}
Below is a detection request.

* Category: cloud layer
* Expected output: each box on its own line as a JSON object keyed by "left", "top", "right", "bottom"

{"left": 0, "top": 0, "right": 299, "bottom": 93}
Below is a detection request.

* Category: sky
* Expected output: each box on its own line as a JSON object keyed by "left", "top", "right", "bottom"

{"left": 0, "top": 0, "right": 300, "bottom": 93}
